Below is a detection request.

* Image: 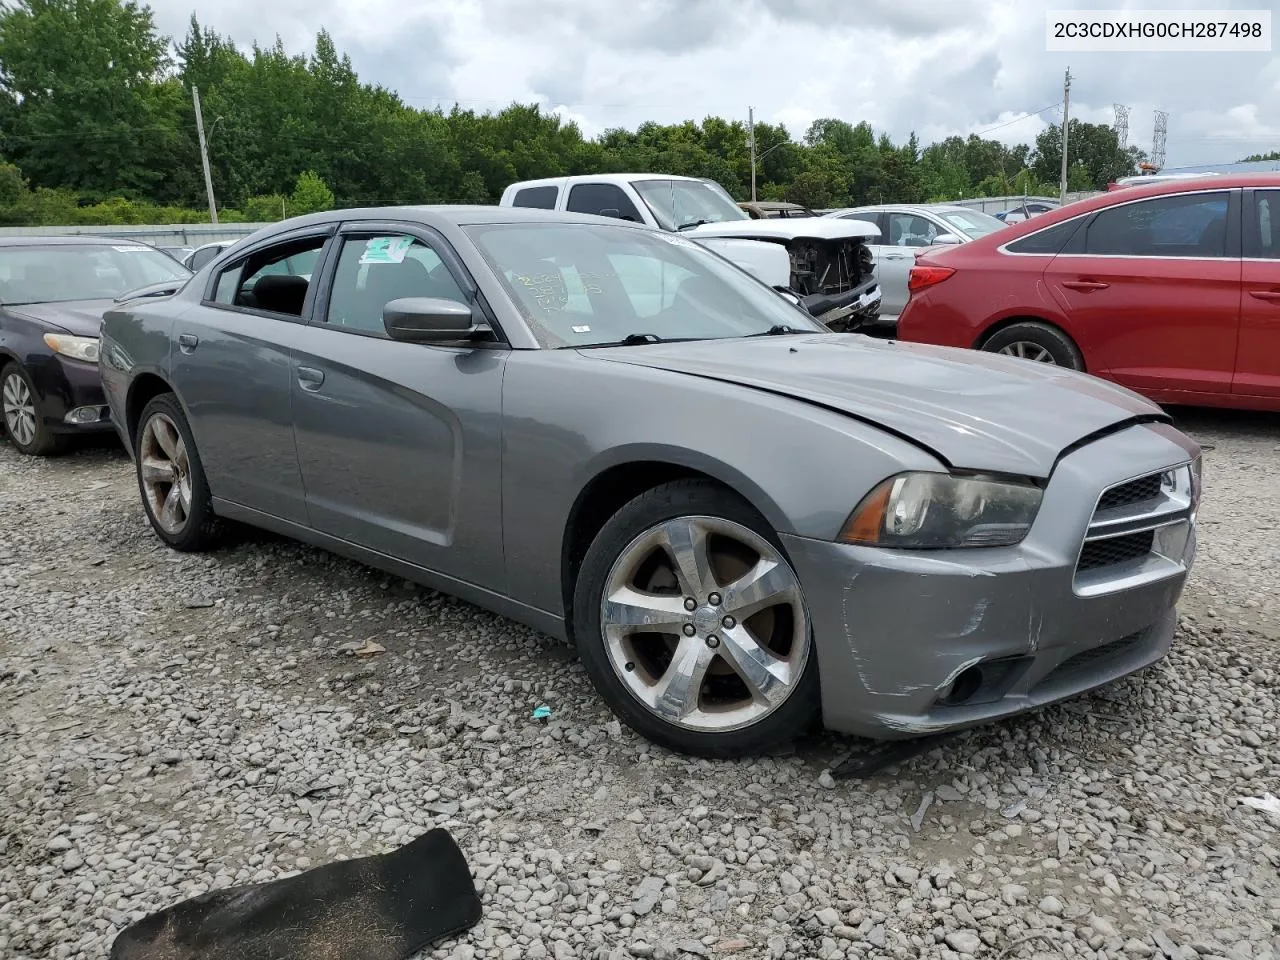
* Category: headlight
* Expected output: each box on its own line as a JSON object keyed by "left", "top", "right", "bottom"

{"left": 43, "top": 333, "right": 100, "bottom": 363}
{"left": 839, "top": 472, "right": 1043, "bottom": 549}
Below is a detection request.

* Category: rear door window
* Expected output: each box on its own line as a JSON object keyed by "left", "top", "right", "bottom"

{"left": 1084, "top": 192, "right": 1231, "bottom": 258}
{"left": 566, "top": 183, "right": 644, "bottom": 222}
{"left": 1247, "top": 190, "right": 1280, "bottom": 259}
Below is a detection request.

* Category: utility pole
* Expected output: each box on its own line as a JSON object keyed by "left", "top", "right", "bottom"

{"left": 192, "top": 85, "right": 218, "bottom": 224}
{"left": 1059, "top": 68, "right": 1071, "bottom": 202}
{"left": 748, "top": 106, "right": 757, "bottom": 203}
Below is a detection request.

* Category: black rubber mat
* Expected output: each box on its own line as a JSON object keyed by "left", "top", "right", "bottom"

{"left": 109, "top": 827, "right": 481, "bottom": 960}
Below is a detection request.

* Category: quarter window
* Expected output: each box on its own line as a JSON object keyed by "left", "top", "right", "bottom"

{"left": 324, "top": 235, "right": 468, "bottom": 336}
{"left": 1005, "top": 218, "right": 1084, "bottom": 255}
{"left": 512, "top": 186, "right": 559, "bottom": 210}
{"left": 1084, "top": 192, "right": 1230, "bottom": 258}
{"left": 565, "top": 183, "right": 644, "bottom": 222}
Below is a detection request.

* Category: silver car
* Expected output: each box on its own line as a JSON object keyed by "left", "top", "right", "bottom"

{"left": 99, "top": 207, "right": 1201, "bottom": 758}
{"left": 824, "top": 204, "right": 1008, "bottom": 319}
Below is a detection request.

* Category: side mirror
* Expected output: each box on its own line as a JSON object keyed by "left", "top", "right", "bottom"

{"left": 383, "top": 297, "right": 490, "bottom": 343}
{"left": 931, "top": 233, "right": 963, "bottom": 246}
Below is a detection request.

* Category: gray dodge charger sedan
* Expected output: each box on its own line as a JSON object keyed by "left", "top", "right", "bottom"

{"left": 99, "top": 206, "right": 1202, "bottom": 758}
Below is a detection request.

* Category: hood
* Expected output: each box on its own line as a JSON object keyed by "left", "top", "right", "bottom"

{"left": 588, "top": 335, "right": 1165, "bottom": 477}
{"left": 687, "top": 217, "right": 879, "bottom": 242}
{"left": 8, "top": 300, "right": 114, "bottom": 337}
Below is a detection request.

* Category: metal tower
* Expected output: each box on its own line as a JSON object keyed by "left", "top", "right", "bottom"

{"left": 1151, "top": 110, "right": 1169, "bottom": 170}
{"left": 1113, "top": 103, "right": 1129, "bottom": 148}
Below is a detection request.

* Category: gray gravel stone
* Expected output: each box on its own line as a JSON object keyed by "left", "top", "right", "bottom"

{"left": 1, "top": 412, "right": 1277, "bottom": 960}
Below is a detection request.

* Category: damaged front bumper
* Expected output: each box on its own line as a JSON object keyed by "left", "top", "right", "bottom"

{"left": 781, "top": 421, "right": 1199, "bottom": 740}
{"left": 801, "top": 279, "right": 882, "bottom": 332}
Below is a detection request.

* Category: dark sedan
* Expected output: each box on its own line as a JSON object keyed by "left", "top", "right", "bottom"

{"left": 0, "top": 237, "right": 191, "bottom": 455}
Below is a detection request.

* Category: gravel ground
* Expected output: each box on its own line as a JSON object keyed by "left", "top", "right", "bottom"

{"left": 2, "top": 410, "right": 1278, "bottom": 960}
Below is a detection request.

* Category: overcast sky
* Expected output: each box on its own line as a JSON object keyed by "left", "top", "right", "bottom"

{"left": 152, "top": 0, "right": 1279, "bottom": 167}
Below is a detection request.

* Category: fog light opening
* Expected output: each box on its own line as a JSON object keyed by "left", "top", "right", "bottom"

{"left": 64, "top": 405, "right": 108, "bottom": 425}
{"left": 940, "top": 666, "right": 984, "bottom": 706}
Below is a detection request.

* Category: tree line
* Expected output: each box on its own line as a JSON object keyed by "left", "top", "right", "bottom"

{"left": 0, "top": 0, "right": 1158, "bottom": 227}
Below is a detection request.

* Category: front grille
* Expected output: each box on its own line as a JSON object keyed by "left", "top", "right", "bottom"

{"left": 1097, "top": 473, "right": 1163, "bottom": 511}
{"left": 1078, "top": 531, "right": 1155, "bottom": 571}
{"left": 1073, "top": 465, "right": 1195, "bottom": 595}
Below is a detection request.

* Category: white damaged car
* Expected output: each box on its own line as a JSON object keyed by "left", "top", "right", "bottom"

{"left": 500, "top": 174, "right": 882, "bottom": 331}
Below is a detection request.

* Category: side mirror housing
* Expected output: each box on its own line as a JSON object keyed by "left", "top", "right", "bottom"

{"left": 383, "top": 297, "right": 491, "bottom": 343}
{"left": 931, "top": 233, "right": 963, "bottom": 246}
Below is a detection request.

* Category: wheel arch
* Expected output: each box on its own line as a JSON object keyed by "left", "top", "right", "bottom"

{"left": 559, "top": 451, "right": 789, "bottom": 638}
{"left": 125, "top": 372, "right": 178, "bottom": 449}
{"left": 974, "top": 315, "right": 1086, "bottom": 371}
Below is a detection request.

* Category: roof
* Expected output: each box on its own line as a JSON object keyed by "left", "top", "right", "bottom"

{"left": 970, "top": 172, "right": 1280, "bottom": 247}
{"left": 506, "top": 173, "right": 707, "bottom": 191}
{"left": 242, "top": 204, "right": 663, "bottom": 244}
{"left": 741, "top": 201, "right": 809, "bottom": 211}
{"left": 824, "top": 203, "right": 989, "bottom": 217}
{"left": 0, "top": 235, "right": 161, "bottom": 248}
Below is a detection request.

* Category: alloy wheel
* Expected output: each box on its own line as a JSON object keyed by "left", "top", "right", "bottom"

{"left": 139, "top": 412, "right": 193, "bottom": 535}
{"left": 997, "top": 341, "right": 1056, "bottom": 363}
{"left": 2, "top": 372, "right": 37, "bottom": 447}
{"left": 600, "top": 515, "right": 810, "bottom": 732}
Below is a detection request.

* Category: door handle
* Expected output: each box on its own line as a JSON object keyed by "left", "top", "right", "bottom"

{"left": 1248, "top": 289, "right": 1280, "bottom": 302}
{"left": 1062, "top": 280, "right": 1110, "bottom": 291}
{"left": 177, "top": 334, "right": 199, "bottom": 353}
{"left": 296, "top": 366, "right": 325, "bottom": 390}
{"left": 882, "top": 254, "right": 911, "bottom": 260}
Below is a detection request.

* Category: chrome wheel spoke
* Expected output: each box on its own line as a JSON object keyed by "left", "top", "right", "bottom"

{"left": 140, "top": 456, "right": 176, "bottom": 484}
{"left": 657, "top": 517, "right": 714, "bottom": 598}
{"left": 721, "top": 557, "right": 800, "bottom": 621}
{"left": 160, "top": 483, "right": 185, "bottom": 529}
{"left": 718, "top": 624, "right": 794, "bottom": 706}
{"left": 602, "top": 586, "right": 689, "bottom": 635}
{"left": 152, "top": 417, "right": 180, "bottom": 460}
{"left": 649, "top": 639, "right": 715, "bottom": 720}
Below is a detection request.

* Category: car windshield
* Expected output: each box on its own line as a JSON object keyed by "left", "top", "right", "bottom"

{"left": 465, "top": 221, "right": 827, "bottom": 348}
{"left": 0, "top": 243, "right": 191, "bottom": 304}
{"left": 632, "top": 179, "right": 750, "bottom": 231}
{"left": 939, "top": 209, "right": 1007, "bottom": 239}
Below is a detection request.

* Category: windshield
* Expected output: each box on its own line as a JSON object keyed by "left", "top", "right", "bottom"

{"left": 938, "top": 209, "right": 1007, "bottom": 239}
{"left": 632, "top": 179, "right": 749, "bottom": 231}
{"left": 0, "top": 244, "right": 191, "bottom": 304}
{"left": 465, "top": 221, "right": 827, "bottom": 348}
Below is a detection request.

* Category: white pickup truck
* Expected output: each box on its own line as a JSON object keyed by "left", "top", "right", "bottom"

{"left": 499, "top": 173, "right": 882, "bottom": 331}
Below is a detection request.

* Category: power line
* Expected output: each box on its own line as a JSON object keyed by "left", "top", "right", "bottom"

{"left": 973, "top": 102, "right": 1064, "bottom": 137}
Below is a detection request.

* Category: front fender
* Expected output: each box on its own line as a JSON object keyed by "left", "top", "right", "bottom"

{"left": 500, "top": 350, "right": 943, "bottom": 617}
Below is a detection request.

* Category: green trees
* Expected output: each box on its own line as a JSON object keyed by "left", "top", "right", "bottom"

{"left": 0, "top": 0, "right": 1144, "bottom": 226}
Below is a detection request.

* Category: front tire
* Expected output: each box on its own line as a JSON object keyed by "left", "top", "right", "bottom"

{"left": 981, "top": 321, "right": 1084, "bottom": 370}
{"left": 135, "top": 393, "right": 221, "bottom": 552}
{"left": 572, "top": 480, "right": 820, "bottom": 758}
{"left": 1, "top": 363, "right": 65, "bottom": 456}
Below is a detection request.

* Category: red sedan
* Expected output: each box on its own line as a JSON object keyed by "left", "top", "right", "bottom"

{"left": 897, "top": 174, "right": 1280, "bottom": 411}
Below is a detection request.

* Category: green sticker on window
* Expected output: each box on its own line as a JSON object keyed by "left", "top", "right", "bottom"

{"left": 359, "top": 236, "right": 414, "bottom": 265}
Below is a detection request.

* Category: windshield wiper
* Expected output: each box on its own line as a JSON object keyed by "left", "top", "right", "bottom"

{"left": 746, "top": 324, "right": 806, "bottom": 337}
{"left": 676, "top": 218, "right": 714, "bottom": 231}
{"left": 569, "top": 333, "right": 705, "bottom": 349}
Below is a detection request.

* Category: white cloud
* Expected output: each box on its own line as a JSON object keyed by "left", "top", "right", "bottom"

{"left": 151, "top": 0, "right": 1280, "bottom": 165}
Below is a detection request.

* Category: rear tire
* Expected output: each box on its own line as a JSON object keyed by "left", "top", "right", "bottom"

{"left": 1, "top": 363, "right": 66, "bottom": 456}
{"left": 981, "top": 321, "right": 1084, "bottom": 370}
{"left": 135, "top": 393, "right": 221, "bottom": 552}
{"left": 572, "top": 479, "right": 820, "bottom": 758}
